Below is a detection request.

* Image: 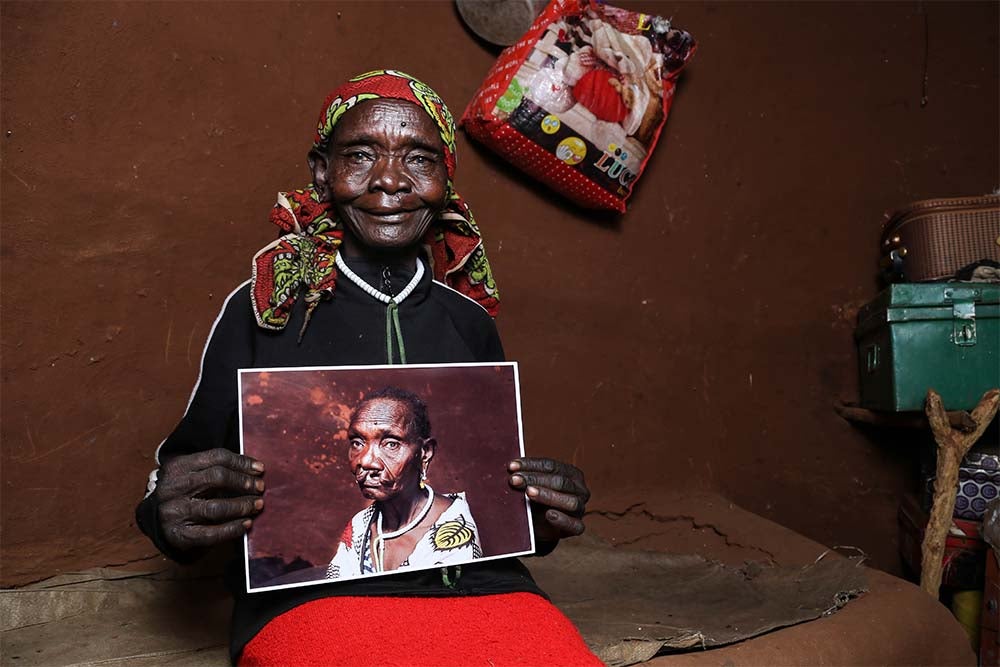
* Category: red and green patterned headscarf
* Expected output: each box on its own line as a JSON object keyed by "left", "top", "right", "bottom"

{"left": 251, "top": 69, "right": 499, "bottom": 335}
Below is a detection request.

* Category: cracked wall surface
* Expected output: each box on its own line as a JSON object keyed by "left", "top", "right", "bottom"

{"left": 2, "top": 0, "right": 998, "bottom": 585}
{"left": 587, "top": 503, "right": 778, "bottom": 564}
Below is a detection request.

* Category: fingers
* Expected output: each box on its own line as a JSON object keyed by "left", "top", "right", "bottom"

{"left": 509, "top": 457, "right": 564, "bottom": 475}
{"left": 523, "top": 484, "right": 587, "bottom": 517}
{"left": 158, "top": 465, "right": 264, "bottom": 502}
{"left": 508, "top": 458, "right": 591, "bottom": 516}
{"left": 157, "top": 449, "right": 265, "bottom": 502}
{"left": 154, "top": 449, "right": 267, "bottom": 552}
{"left": 159, "top": 495, "right": 263, "bottom": 551}
{"left": 540, "top": 508, "right": 586, "bottom": 537}
{"left": 161, "top": 495, "right": 263, "bottom": 524}
{"left": 193, "top": 465, "right": 266, "bottom": 495}
{"left": 509, "top": 471, "right": 588, "bottom": 499}
{"left": 508, "top": 457, "right": 591, "bottom": 543}
{"left": 508, "top": 458, "right": 584, "bottom": 482}
{"left": 160, "top": 448, "right": 264, "bottom": 481}
{"left": 164, "top": 518, "right": 255, "bottom": 550}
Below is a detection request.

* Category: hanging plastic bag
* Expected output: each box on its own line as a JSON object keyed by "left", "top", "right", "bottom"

{"left": 461, "top": 0, "right": 696, "bottom": 212}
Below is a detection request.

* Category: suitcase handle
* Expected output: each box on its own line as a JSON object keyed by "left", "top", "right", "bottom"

{"left": 865, "top": 343, "right": 880, "bottom": 373}
{"left": 879, "top": 249, "right": 907, "bottom": 282}
{"left": 943, "top": 287, "right": 983, "bottom": 303}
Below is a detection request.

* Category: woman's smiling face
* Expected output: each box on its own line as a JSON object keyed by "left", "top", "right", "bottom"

{"left": 312, "top": 99, "right": 449, "bottom": 256}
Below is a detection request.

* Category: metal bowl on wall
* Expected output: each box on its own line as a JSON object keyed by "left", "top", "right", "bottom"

{"left": 455, "top": 0, "right": 547, "bottom": 46}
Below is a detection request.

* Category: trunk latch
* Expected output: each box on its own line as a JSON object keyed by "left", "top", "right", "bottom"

{"left": 945, "top": 287, "right": 980, "bottom": 347}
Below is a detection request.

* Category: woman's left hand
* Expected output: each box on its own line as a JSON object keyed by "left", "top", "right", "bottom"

{"left": 508, "top": 458, "right": 590, "bottom": 547}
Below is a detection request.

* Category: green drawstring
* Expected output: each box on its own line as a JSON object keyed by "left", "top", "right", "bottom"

{"left": 441, "top": 565, "right": 461, "bottom": 589}
{"left": 385, "top": 300, "right": 406, "bottom": 364}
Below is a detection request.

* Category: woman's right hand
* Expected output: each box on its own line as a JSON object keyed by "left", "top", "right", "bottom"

{"left": 154, "top": 448, "right": 265, "bottom": 552}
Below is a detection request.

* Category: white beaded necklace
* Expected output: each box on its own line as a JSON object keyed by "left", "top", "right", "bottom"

{"left": 335, "top": 252, "right": 424, "bottom": 305}
{"left": 373, "top": 484, "right": 435, "bottom": 572}
{"left": 335, "top": 253, "right": 424, "bottom": 363}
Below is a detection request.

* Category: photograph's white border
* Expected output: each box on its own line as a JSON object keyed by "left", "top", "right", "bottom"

{"left": 237, "top": 361, "right": 535, "bottom": 594}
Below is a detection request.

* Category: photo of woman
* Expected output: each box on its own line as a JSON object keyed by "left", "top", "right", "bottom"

{"left": 324, "top": 386, "right": 484, "bottom": 579}
{"left": 238, "top": 363, "right": 533, "bottom": 593}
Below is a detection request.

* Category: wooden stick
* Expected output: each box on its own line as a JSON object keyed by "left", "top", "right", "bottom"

{"left": 833, "top": 401, "right": 978, "bottom": 432}
{"left": 920, "top": 388, "right": 1000, "bottom": 597}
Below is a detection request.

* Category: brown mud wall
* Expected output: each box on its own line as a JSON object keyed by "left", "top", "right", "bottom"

{"left": 2, "top": 1, "right": 997, "bottom": 586}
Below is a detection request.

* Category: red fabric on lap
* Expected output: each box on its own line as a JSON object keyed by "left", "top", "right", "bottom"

{"left": 239, "top": 592, "right": 602, "bottom": 667}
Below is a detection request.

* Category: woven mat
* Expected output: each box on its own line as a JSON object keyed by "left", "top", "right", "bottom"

{"left": 528, "top": 535, "right": 868, "bottom": 666}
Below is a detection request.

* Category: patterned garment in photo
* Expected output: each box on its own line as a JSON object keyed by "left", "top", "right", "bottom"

{"left": 325, "top": 492, "right": 482, "bottom": 580}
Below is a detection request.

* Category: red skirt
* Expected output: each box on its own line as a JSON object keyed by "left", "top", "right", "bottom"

{"left": 239, "top": 592, "right": 603, "bottom": 667}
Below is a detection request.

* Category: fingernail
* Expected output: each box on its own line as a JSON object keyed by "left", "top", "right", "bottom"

{"left": 255, "top": 480, "right": 265, "bottom": 492}
{"left": 254, "top": 499, "right": 264, "bottom": 510}
{"left": 526, "top": 486, "right": 539, "bottom": 498}
{"left": 508, "top": 460, "right": 521, "bottom": 471}
{"left": 252, "top": 461, "right": 265, "bottom": 472}
{"left": 242, "top": 519, "right": 252, "bottom": 529}
{"left": 511, "top": 474, "right": 524, "bottom": 486}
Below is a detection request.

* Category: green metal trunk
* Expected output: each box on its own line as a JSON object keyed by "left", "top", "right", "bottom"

{"left": 855, "top": 283, "right": 1000, "bottom": 411}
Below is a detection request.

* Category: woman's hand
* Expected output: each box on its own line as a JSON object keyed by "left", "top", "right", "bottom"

{"left": 508, "top": 458, "right": 590, "bottom": 548}
{"left": 155, "top": 448, "right": 266, "bottom": 552}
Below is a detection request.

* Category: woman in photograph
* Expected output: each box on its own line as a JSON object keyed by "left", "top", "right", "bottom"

{"left": 326, "top": 386, "right": 482, "bottom": 580}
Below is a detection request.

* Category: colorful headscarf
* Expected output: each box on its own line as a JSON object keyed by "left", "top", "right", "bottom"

{"left": 251, "top": 70, "right": 499, "bottom": 336}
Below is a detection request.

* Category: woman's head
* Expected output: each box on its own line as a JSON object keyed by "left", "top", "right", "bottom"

{"left": 347, "top": 387, "right": 435, "bottom": 502}
{"left": 311, "top": 98, "right": 448, "bottom": 255}
{"left": 307, "top": 71, "right": 458, "bottom": 257}
{"left": 250, "top": 70, "right": 500, "bottom": 332}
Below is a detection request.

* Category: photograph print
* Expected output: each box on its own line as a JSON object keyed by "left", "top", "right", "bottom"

{"left": 238, "top": 362, "right": 534, "bottom": 593}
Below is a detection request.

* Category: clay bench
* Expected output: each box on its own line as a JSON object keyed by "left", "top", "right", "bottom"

{"left": 1, "top": 491, "right": 974, "bottom": 666}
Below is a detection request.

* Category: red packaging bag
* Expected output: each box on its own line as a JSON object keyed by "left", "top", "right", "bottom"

{"left": 461, "top": 0, "right": 696, "bottom": 212}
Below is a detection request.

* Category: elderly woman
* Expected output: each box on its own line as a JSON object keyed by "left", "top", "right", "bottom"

{"left": 326, "top": 386, "right": 482, "bottom": 579}
{"left": 136, "top": 70, "right": 598, "bottom": 666}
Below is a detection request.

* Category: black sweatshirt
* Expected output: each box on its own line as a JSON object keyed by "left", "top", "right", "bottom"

{"left": 135, "top": 257, "right": 544, "bottom": 664}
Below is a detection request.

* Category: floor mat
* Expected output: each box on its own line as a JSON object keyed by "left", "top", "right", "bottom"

{"left": 526, "top": 534, "right": 869, "bottom": 666}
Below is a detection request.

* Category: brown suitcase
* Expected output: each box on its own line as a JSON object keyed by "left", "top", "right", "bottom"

{"left": 880, "top": 194, "right": 1000, "bottom": 282}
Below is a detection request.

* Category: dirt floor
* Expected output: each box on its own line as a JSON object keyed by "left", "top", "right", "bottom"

{"left": 1, "top": 492, "right": 976, "bottom": 666}
{"left": 2, "top": 1, "right": 999, "bottom": 586}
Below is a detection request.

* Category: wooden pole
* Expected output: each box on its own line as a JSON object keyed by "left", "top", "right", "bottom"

{"left": 833, "top": 401, "right": 977, "bottom": 432}
{"left": 920, "top": 388, "right": 1000, "bottom": 597}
